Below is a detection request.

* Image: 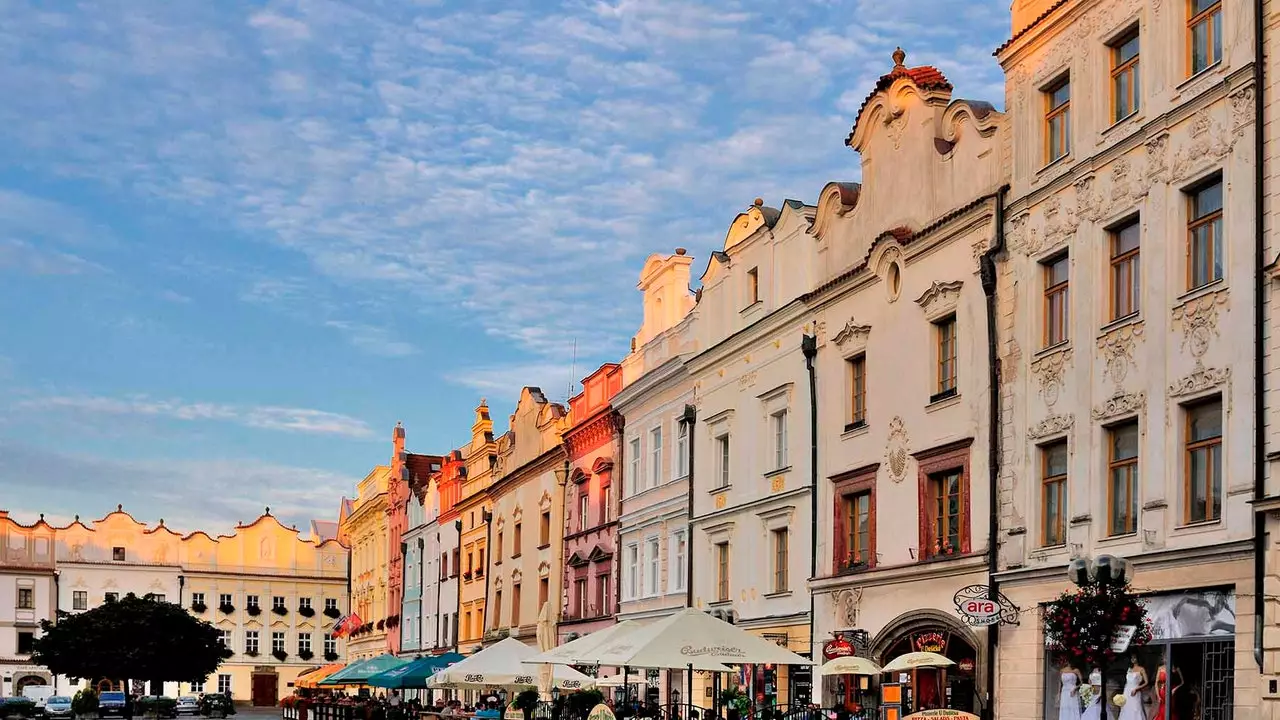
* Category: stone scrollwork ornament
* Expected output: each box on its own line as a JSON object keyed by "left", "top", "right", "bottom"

{"left": 884, "top": 417, "right": 911, "bottom": 483}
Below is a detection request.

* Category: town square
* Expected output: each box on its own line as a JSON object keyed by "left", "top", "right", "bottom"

{"left": 0, "top": 1, "right": 1278, "bottom": 720}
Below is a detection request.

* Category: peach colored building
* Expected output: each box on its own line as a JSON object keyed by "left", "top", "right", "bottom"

{"left": 0, "top": 511, "right": 56, "bottom": 697}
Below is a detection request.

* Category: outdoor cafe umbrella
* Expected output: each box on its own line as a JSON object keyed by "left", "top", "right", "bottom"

{"left": 880, "top": 652, "right": 955, "bottom": 674}
{"left": 427, "top": 637, "right": 597, "bottom": 690}
{"left": 296, "top": 663, "right": 346, "bottom": 688}
{"left": 529, "top": 620, "right": 731, "bottom": 671}
{"left": 367, "top": 653, "right": 465, "bottom": 689}
{"left": 590, "top": 608, "right": 814, "bottom": 668}
{"left": 320, "top": 655, "right": 411, "bottom": 686}
{"left": 820, "top": 656, "right": 883, "bottom": 676}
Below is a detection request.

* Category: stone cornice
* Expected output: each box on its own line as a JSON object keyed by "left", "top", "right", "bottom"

{"left": 686, "top": 299, "right": 809, "bottom": 375}
{"left": 611, "top": 355, "right": 691, "bottom": 413}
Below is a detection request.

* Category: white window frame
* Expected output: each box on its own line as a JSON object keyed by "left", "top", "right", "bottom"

{"left": 645, "top": 536, "right": 661, "bottom": 597}
{"left": 772, "top": 410, "right": 789, "bottom": 470}
{"left": 298, "top": 632, "right": 312, "bottom": 654}
{"left": 272, "top": 631, "right": 285, "bottom": 653}
{"left": 245, "top": 630, "right": 259, "bottom": 655}
{"left": 677, "top": 421, "right": 690, "bottom": 478}
{"left": 324, "top": 633, "right": 336, "bottom": 656}
{"left": 624, "top": 543, "right": 640, "bottom": 600}
{"left": 629, "top": 437, "right": 642, "bottom": 496}
{"left": 669, "top": 530, "right": 687, "bottom": 592}
{"left": 717, "top": 434, "right": 731, "bottom": 488}
{"left": 649, "top": 426, "right": 663, "bottom": 488}
{"left": 218, "top": 675, "right": 232, "bottom": 695}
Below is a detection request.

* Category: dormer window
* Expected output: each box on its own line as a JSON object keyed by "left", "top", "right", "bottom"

{"left": 112, "top": 547, "right": 126, "bottom": 562}
{"left": 747, "top": 267, "right": 759, "bottom": 305}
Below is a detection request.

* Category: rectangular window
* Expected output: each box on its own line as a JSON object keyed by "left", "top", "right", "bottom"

{"left": 112, "top": 546, "right": 126, "bottom": 562}
{"left": 646, "top": 537, "right": 661, "bottom": 596}
{"left": 1110, "top": 220, "right": 1141, "bottom": 320}
{"left": 325, "top": 597, "right": 338, "bottom": 611}
{"left": 1111, "top": 30, "right": 1140, "bottom": 121}
{"left": 245, "top": 631, "right": 259, "bottom": 655}
{"left": 671, "top": 531, "right": 688, "bottom": 592}
{"left": 150, "top": 594, "right": 166, "bottom": 603}
{"left": 579, "top": 491, "right": 590, "bottom": 532}
{"left": 771, "top": 529, "right": 789, "bottom": 593}
{"left": 650, "top": 426, "right": 663, "bottom": 488}
{"left": 716, "top": 435, "right": 731, "bottom": 487}
{"left": 272, "top": 596, "right": 285, "bottom": 610}
{"left": 495, "top": 532, "right": 503, "bottom": 563}
{"left": 539, "top": 511, "right": 551, "bottom": 547}
{"left": 298, "top": 632, "right": 311, "bottom": 655}
{"left": 247, "top": 595, "right": 260, "bottom": 610}
{"left": 625, "top": 543, "right": 639, "bottom": 599}
{"left": 1108, "top": 421, "right": 1140, "bottom": 536}
{"left": 601, "top": 483, "right": 612, "bottom": 524}
{"left": 772, "top": 410, "right": 788, "bottom": 470}
{"left": 1185, "top": 398, "right": 1224, "bottom": 523}
{"left": 1045, "top": 77, "right": 1071, "bottom": 162}
{"left": 512, "top": 524, "right": 522, "bottom": 556}
{"left": 324, "top": 633, "right": 336, "bottom": 656}
{"left": 17, "top": 631, "right": 34, "bottom": 655}
{"left": 218, "top": 675, "right": 232, "bottom": 695}
{"left": 512, "top": 583, "right": 521, "bottom": 627}
{"left": 597, "top": 574, "right": 610, "bottom": 615}
{"left": 677, "top": 422, "right": 690, "bottom": 477}
{"left": 539, "top": 577, "right": 549, "bottom": 610}
{"left": 935, "top": 316, "right": 958, "bottom": 397}
{"left": 1041, "top": 441, "right": 1068, "bottom": 547}
{"left": 747, "top": 267, "right": 759, "bottom": 305}
{"left": 715, "top": 542, "right": 730, "bottom": 602}
{"left": 849, "top": 355, "right": 867, "bottom": 428}
{"left": 928, "top": 470, "right": 964, "bottom": 557}
{"left": 629, "top": 438, "right": 641, "bottom": 496}
{"left": 1188, "top": 179, "right": 1224, "bottom": 289}
{"left": 220, "top": 593, "right": 232, "bottom": 607}
{"left": 191, "top": 680, "right": 204, "bottom": 694}
{"left": 574, "top": 579, "right": 587, "bottom": 617}
{"left": 272, "top": 632, "right": 285, "bottom": 653}
{"left": 1189, "top": 0, "right": 1223, "bottom": 74}
{"left": 218, "top": 630, "right": 231, "bottom": 647}
{"left": 843, "top": 492, "right": 872, "bottom": 569}
{"left": 17, "top": 588, "right": 33, "bottom": 610}
{"left": 73, "top": 590, "right": 88, "bottom": 610}
{"left": 298, "top": 597, "right": 310, "bottom": 611}
{"left": 1043, "top": 254, "right": 1070, "bottom": 346}
{"left": 105, "top": 592, "right": 119, "bottom": 603}
{"left": 477, "top": 548, "right": 485, "bottom": 574}
{"left": 463, "top": 611, "right": 471, "bottom": 640}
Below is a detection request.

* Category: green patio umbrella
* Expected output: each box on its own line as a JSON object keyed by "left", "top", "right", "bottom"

{"left": 319, "top": 654, "right": 411, "bottom": 686}
{"left": 367, "top": 653, "right": 465, "bottom": 689}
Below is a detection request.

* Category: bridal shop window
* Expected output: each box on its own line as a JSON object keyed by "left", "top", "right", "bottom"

{"left": 1042, "top": 589, "right": 1236, "bottom": 720}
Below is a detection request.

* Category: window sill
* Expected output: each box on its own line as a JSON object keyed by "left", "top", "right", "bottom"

{"left": 537, "top": 543, "right": 550, "bottom": 551}
{"left": 1101, "top": 111, "right": 1143, "bottom": 139}
{"left": 1036, "top": 153, "right": 1074, "bottom": 179}
{"left": 1035, "top": 340, "right": 1070, "bottom": 359}
{"left": 926, "top": 392, "right": 961, "bottom": 412}
{"left": 708, "top": 484, "right": 732, "bottom": 495}
{"left": 1174, "top": 518, "right": 1223, "bottom": 533}
{"left": 1177, "top": 278, "right": 1226, "bottom": 305}
{"left": 1177, "top": 62, "right": 1223, "bottom": 93}
{"left": 1097, "top": 532, "right": 1138, "bottom": 546}
{"left": 1099, "top": 313, "right": 1142, "bottom": 336}
{"left": 740, "top": 300, "right": 763, "bottom": 315}
{"left": 834, "top": 563, "right": 873, "bottom": 577}
{"left": 764, "top": 466, "right": 791, "bottom": 479}
{"left": 511, "top": 553, "right": 522, "bottom": 560}
{"left": 707, "top": 600, "right": 732, "bottom": 608}
{"left": 842, "top": 422, "right": 870, "bottom": 440}
{"left": 763, "top": 590, "right": 793, "bottom": 599}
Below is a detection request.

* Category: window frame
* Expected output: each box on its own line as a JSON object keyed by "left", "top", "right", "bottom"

{"left": 628, "top": 437, "right": 641, "bottom": 496}
{"left": 934, "top": 315, "right": 958, "bottom": 399}
{"left": 1042, "top": 253, "right": 1070, "bottom": 347}
{"left": 539, "top": 510, "right": 551, "bottom": 547}
{"left": 1108, "top": 420, "right": 1140, "bottom": 537}
{"left": 1044, "top": 75, "right": 1071, "bottom": 163}
{"left": 832, "top": 463, "right": 877, "bottom": 574}
{"left": 1186, "top": 178, "right": 1224, "bottom": 290}
{"left": 73, "top": 590, "right": 88, "bottom": 611}
{"left": 676, "top": 421, "right": 690, "bottom": 478}
{"left": 670, "top": 530, "right": 688, "bottom": 592}
{"left": 578, "top": 490, "right": 590, "bottom": 533}
{"left": 771, "top": 528, "right": 789, "bottom": 593}
{"left": 1183, "top": 397, "right": 1224, "bottom": 524}
{"left": 849, "top": 354, "right": 867, "bottom": 429}
{"left": 914, "top": 440, "right": 973, "bottom": 560}
{"left": 771, "top": 409, "right": 789, "bottom": 470}
{"left": 714, "top": 542, "right": 730, "bottom": 602}
{"left": 1110, "top": 28, "right": 1140, "bottom": 122}
{"left": 1040, "top": 440, "right": 1068, "bottom": 547}
{"left": 112, "top": 546, "right": 127, "bottom": 562}
{"left": 746, "top": 267, "right": 759, "bottom": 305}
{"left": 716, "top": 434, "right": 731, "bottom": 488}
{"left": 1187, "top": 0, "right": 1223, "bottom": 76}
{"left": 645, "top": 536, "right": 661, "bottom": 597}
{"left": 649, "top": 425, "right": 663, "bottom": 488}
{"left": 1109, "top": 219, "right": 1142, "bottom": 321}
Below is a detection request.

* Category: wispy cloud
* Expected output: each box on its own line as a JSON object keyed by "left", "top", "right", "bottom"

{"left": 324, "top": 320, "right": 418, "bottom": 357}
{"left": 0, "top": 239, "right": 102, "bottom": 275}
{"left": 20, "top": 395, "right": 375, "bottom": 439}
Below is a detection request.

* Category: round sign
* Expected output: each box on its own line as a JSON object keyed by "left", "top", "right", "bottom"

{"left": 960, "top": 599, "right": 999, "bottom": 622}
{"left": 823, "top": 638, "right": 854, "bottom": 659}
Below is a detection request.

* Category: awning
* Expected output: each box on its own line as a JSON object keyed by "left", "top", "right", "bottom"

{"left": 296, "top": 663, "right": 346, "bottom": 689}
{"left": 319, "top": 655, "right": 411, "bottom": 686}
{"left": 367, "top": 653, "right": 465, "bottom": 689}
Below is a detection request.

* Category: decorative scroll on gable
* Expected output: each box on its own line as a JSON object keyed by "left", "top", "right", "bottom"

{"left": 832, "top": 317, "right": 872, "bottom": 353}
{"left": 915, "top": 280, "right": 964, "bottom": 321}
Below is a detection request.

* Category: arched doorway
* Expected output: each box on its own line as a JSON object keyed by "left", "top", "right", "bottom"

{"left": 14, "top": 674, "right": 50, "bottom": 695}
{"left": 871, "top": 610, "right": 983, "bottom": 715}
{"left": 96, "top": 679, "right": 124, "bottom": 693}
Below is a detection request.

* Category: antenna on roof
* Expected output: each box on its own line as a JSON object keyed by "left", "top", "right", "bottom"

{"left": 566, "top": 337, "right": 578, "bottom": 403}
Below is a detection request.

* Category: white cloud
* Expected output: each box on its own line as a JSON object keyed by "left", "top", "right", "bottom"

{"left": 323, "top": 320, "right": 418, "bottom": 358}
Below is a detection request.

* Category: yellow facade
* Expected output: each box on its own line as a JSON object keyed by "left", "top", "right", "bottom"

{"left": 340, "top": 466, "right": 392, "bottom": 661}
{"left": 457, "top": 401, "right": 497, "bottom": 654}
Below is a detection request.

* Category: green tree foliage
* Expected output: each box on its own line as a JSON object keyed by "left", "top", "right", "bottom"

{"left": 32, "top": 593, "right": 232, "bottom": 683}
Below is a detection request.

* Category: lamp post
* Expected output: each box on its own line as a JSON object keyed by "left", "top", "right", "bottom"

{"left": 1066, "top": 554, "right": 1134, "bottom": 720}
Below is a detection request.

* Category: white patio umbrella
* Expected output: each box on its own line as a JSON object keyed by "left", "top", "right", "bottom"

{"left": 428, "top": 637, "right": 597, "bottom": 690}
{"left": 880, "top": 651, "right": 955, "bottom": 673}
{"left": 530, "top": 621, "right": 732, "bottom": 671}
{"left": 590, "top": 608, "right": 815, "bottom": 668}
{"left": 820, "top": 656, "right": 882, "bottom": 676}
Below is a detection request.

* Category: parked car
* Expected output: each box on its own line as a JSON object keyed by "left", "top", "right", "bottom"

{"left": 97, "top": 692, "right": 127, "bottom": 717}
{"left": 43, "top": 697, "right": 73, "bottom": 720}
{"left": 137, "top": 697, "right": 177, "bottom": 719}
{"left": 2, "top": 696, "right": 39, "bottom": 719}
{"left": 176, "top": 698, "right": 199, "bottom": 717}
{"left": 21, "top": 687, "right": 55, "bottom": 716}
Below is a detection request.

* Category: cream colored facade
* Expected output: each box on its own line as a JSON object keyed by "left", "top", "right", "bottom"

{"left": 486, "top": 388, "right": 567, "bottom": 646}
{"left": 995, "top": 1, "right": 1258, "bottom": 719}
{"left": 342, "top": 466, "right": 392, "bottom": 661}
{"left": 0, "top": 512, "right": 56, "bottom": 698}
{"left": 457, "top": 401, "right": 497, "bottom": 654}
{"left": 804, "top": 49, "right": 1007, "bottom": 715}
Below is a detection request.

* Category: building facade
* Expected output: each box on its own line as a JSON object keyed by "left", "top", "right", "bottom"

{"left": 686, "top": 199, "right": 817, "bottom": 707}
{"left": 457, "top": 401, "right": 497, "bottom": 655}
{"left": 558, "top": 364, "right": 623, "bottom": 645}
{"left": 341, "top": 464, "right": 393, "bottom": 661}
{"left": 803, "top": 49, "right": 1007, "bottom": 716}
{"left": 486, "top": 388, "right": 567, "bottom": 647}
{"left": 400, "top": 449, "right": 443, "bottom": 656}
{"left": 614, "top": 248, "right": 699, "bottom": 703}
{"left": 435, "top": 451, "right": 464, "bottom": 652}
{"left": 994, "top": 1, "right": 1259, "bottom": 719}
{"left": 0, "top": 512, "right": 56, "bottom": 698}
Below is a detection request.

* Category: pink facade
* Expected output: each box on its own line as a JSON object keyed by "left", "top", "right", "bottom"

{"left": 559, "top": 363, "right": 623, "bottom": 642}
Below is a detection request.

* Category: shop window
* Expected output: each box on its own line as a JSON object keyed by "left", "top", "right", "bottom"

{"left": 881, "top": 628, "right": 977, "bottom": 714}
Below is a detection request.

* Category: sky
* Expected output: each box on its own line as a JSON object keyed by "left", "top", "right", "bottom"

{"left": 0, "top": 0, "right": 1009, "bottom": 535}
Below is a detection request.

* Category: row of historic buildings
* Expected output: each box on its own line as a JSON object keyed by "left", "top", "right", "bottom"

{"left": 0, "top": 508, "right": 349, "bottom": 705}
{"left": 338, "top": 0, "right": 1280, "bottom": 719}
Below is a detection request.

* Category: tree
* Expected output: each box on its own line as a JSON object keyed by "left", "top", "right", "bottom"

{"left": 33, "top": 593, "right": 232, "bottom": 684}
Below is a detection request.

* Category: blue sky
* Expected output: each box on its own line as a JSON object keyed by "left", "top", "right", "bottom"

{"left": 0, "top": 0, "right": 1008, "bottom": 533}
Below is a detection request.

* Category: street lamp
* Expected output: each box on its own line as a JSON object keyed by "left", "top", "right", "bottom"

{"left": 1067, "top": 554, "right": 1133, "bottom": 588}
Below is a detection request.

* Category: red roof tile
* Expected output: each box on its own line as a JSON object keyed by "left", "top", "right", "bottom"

{"left": 849, "top": 49, "right": 953, "bottom": 148}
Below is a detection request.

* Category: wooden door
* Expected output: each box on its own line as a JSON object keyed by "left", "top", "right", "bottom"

{"left": 251, "top": 674, "right": 278, "bottom": 706}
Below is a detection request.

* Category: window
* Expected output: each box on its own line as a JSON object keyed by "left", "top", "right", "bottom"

{"left": 452, "top": 548, "right": 460, "bottom": 576}
{"left": 1111, "top": 29, "right": 1140, "bottom": 121}
{"left": 716, "top": 435, "right": 731, "bottom": 488}
{"left": 299, "top": 596, "right": 311, "bottom": 611}
{"left": 670, "top": 531, "right": 687, "bottom": 592}
{"left": 935, "top": 316, "right": 958, "bottom": 398}
{"left": 625, "top": 543, "right": 639, "bottom": 599}
{"left": 849, "top": 355, "right": 867, "bottom": 428}
{"left": 1188, "top": 179, "right": 1224, "bottom": 289}
{"left": 538, "top": 577, "right": 549, "bottom": 609}
{"left": 217, "top": 630, "right": 231, "bottom": 647}
{"left": 272, "top": 631, "right": 285, "bottom": 653}
{"left": 715, "top": 542, "right": 730, "bottom": 602}
{"left": 512, "top": 524, "right": 522, "bottom": 556}
{"left": 579, "top": 491, "right": 590, "bottom": 532}
{"left": 650, "top": 426, "right": 663, "bottom": 488}
{"left": 1041, "top": 441, "right": 1068, "bottom": 547}
{"left": 272, "top": 596, "right": 286, "bottom": 610}
{"left": 105, "top": 592, "right": 119, "bottom": 603}
{"left": 1045, "top": 76, "right": 1070, "bottom": 163}
{"left": 677, "top": 422, "right": 690, "bottom": 477}
{"left": 1043, "top": 255, "right": 1069, "bottom": 346}
{"left": 245, "top": 631, "right": 259, "bottom": 655}
{"left": 1110, "top": 220, "right": 1141, "bottom": 319}
{"left": 645, "top": 537, "right": 661, "bottom": 596}
{"left": 324, "top": 633, "right": 336, "bottom": 656}
{"left": 539, "top": 511, "right": 551, "bottom": 547}
{"left": 1107, "top": 421, "right": 1140, "bottom": 536}
{"left": 1185, "top": 399, "right": 1223, "bottom": 523}
{"left": 192, "top": 592, "right": 206, "bottom": 607}
{"left": 629, "top": 438, "right": 641, "bottom": 495}
{"left": 747, "top": 267, "right": 759, "bottom": 305}
{"left": 927, "top": 470, "right": 964, "bottom": 557}
{"left": 512, "top": 583, "right": 521, "bottom": 626}
{"left": 477, "top": 548, "right": 485, "bottom": 574}
{"left": 247, "top": 595, "right": 260, "bottom": 610}
{"left": 842, "top": 492, "right": 872, "bottom": 570}
{"left": 298, "top": 633, "right": 311, "bottom": 655}
{"left": 73, "top": 590, "right": 87, "bottom": 610}
{"left": 771, "top": 529, "right": 789, "bottom": 593}
{"left": 219, "top": 593, "right": 232, "bottom": 607}
{"left": 771, "top": 410, "right": 788, "bottom": 470}
{"left": 112, "top": 546, "right": 126, "bottom": 562}
{"left": 463, "top": 611, "right": 471, "bottom": 639}
{"left": 150, "top": 594, "right": 166, "bottom": 603}
{"left": 494, "top": 590, "right": 503, "bottom": 627}
{"left": 1189, "top": 0, "right": 1222, "bottom": 74}
{"left": 218, "top": 675, "right": 232, "bottom": 695}
{"left": 325, "top": 597, "right": 338, "bottom": 612}
{"left": 597, "top": 574, "right": 611, "bottom": 615}
{"left": 17, "top": 588, "right": 33, "bottom": 610}
{"left": 17, "top": 632, "right": 34, "bottom": 655}
{"left": 495, "top": 531, "right": 503, "bottom": 563}
{"left": 574, "top": 579, "right": 588, "bottom": 617}
{"left": 601, "top": 483, "right": 613, "bottom": 524}
{"left": 191, "top": 680, "right": 205, "bottom": 694}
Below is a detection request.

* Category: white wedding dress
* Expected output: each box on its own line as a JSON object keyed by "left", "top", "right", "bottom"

{"left": 1117, "top": 670, "right": 1146, "bottom": 720}
{"left": 1059, "top": 672, "right": 1083, "bottom": 720}
{"left": 1082, "top": 670, "right": 1103, "bottom": 720}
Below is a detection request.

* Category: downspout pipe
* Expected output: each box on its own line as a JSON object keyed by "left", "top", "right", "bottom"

{"left": 801, "top": 332, "right": 819, "bottom": 673}
{"left": 979, "top": 186, "right": 1009, "bottom": 720}
{"left": 454, "top": 518, "right": 463, "bottom": 651}
{"left": 1254, "top": 0, "right": 1267, "bottom": 670}
{"left": 682, "top": 404, "right": 697, "bottom": 608}
{"left": 482, "top": 509, "right": 493, "bottom": 643}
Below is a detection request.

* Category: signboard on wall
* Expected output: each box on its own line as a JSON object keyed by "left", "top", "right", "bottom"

{"left": 902, "top": 710, "right": 980, "bottom": 720}
{"left": 824, "top": 638, "right": 854, "bottom": 659}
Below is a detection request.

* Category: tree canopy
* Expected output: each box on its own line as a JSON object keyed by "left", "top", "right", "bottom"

{"left": 33, "top": 593, "right": 232, "bottom": 683}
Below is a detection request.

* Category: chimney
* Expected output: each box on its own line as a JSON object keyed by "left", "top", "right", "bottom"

{"left": 392, "top": 422, "right": 406, "bottom": 475}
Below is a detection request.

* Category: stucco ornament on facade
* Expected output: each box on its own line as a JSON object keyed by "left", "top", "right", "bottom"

{"left": 1027, "top": 413, "right": 1075, "bottom": 441}
{"left": 832, "top": 318, "right": 872, "bottom": 349}
{"left": 1031, "top": 348, "right": 1072, "bottom": 407}
{"left": 1172, "top": 289, "right": 1228, "bottom": 358}
{"left": 1170, "top": 111, "right": 1234, "bottom": 182}
{"left": 1097, "top": 322, "right": 1144, "bottom": 386}
{"left": 914, "top": 280, "right": 964, "bottom": 319}
{"left": 1229, "top": 86, "right": 1256, "bottom": 135}
{"left": 884, "top": 417, "right": 911, "bottom": 483}
{"left": 1168, "top": 365, "right": 1232, "bottom": 399}
{"left": 1091, "top": 391, "right": 1146, "bottom": 422}
{"left": 833, "top": 587, "right": 863, "bottom": 627}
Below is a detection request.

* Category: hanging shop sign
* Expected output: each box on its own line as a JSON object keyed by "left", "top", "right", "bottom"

{"left": 913, "top": 632, "right": 946, "bottom": 654}
{"left": 953, "top": 585, "right": 1021, "bottom": 626}
{"left": 824, "top": 637, "right": 855, "bottom": 659}
{"left": 956, "top": 659, "right": 975, "bottom": 673}
{"left": 903, "top": 710, "right": 980, "bottom": 720}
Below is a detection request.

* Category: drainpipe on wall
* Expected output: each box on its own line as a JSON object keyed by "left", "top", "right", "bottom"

{"left": 52, "top": 570, "right": 60, "bottom": 693}
{"left": 801, "top": 332, "right": 819, "bottom": 668}
{"left": 454, "top": 518, "right": 463, "bottom": 651}
{"left": 482, "top": 508, "right": 493, "bottom": 643}
{"left": 682, "top": 404, "right": 697, "bottom": 608}
{"left": 436, "top": 533, "right": 444, "bottom": 650}
{"left": 1253, "top": 0, "right": 1268, "bottom": 670}
{"left": 617, "top": 417, "right": 627, "bottom": 616}
{"left": 399, "top": 541, "right": 409, "bottom": 655}
{"left": 979, "top": 186, "right": 1009, "bottom": 720}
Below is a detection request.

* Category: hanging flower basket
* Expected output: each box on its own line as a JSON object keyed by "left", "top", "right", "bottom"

{"left": 1042, "top": 581, "right": 1153, "bottom": 668}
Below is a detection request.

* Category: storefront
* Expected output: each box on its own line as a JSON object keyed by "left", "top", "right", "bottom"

{"left": 738, "top": 622, "right": 812, "bottom": 709}
{"left": 874, "top": 618, "right": 981, "bottom": 717}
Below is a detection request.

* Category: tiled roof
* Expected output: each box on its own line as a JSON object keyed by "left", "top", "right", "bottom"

{"left": 849, "top": 49, "right": 953, "bottom": 147}
{"left": 993, "top": 0, "right": 1070, "bottom": 56}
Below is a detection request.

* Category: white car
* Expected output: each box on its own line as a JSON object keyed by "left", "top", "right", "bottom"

{"left": 176, "top": 697, "right": 200, "bottom": 716}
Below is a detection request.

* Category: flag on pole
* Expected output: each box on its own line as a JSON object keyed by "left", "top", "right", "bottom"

{"left": 333, "top": 612, "right": 362, "bottom": 637}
